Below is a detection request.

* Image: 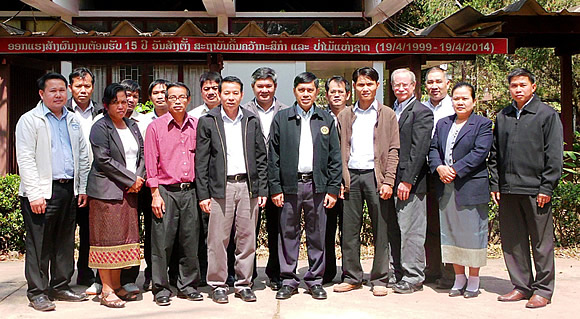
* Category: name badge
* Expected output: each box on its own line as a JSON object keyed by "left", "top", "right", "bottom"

{"left": 320, "top": 126, "right": 329, "bottom": 135}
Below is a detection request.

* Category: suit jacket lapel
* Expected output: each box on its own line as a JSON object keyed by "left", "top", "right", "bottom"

{"left": 398, "top": 100, "right": 413, "bottom": 129}
{"left": 439, "top": 116, "right": 453, "bottom": 148}
{"left": 453, "top": 114, "right": 476, "bottom": 146}
{"left": 105, "top": 115, "right": 126, "bottom": 164}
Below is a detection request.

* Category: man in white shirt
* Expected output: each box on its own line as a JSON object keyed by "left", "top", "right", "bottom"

{"left": 423, "top": 67, "right": 456, "bottom": 289}
{"left": 242, "top": 67, "right": 289, "bottom": 291}
{"left": 65, "top": 68, "right": 102, "bottom": 292}
{"left": 188, "top": 72, "right": 221, "bottom": 119}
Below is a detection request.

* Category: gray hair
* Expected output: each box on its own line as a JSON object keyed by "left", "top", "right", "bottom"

{"left": 251, "top": 67, "right": 277, "bottom": 86}
{"left": 424, "top": 66, "right": 449, "bottom": 82}
{"left": 390, "top": 68, "right": 416, "bottom": 84}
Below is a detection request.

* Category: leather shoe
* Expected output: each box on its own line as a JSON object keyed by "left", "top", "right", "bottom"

{"left": 155, "top": 295, "right": 171, "bottom": 306}
{"left": 497, "top": 289, "right": 529, "bottom": 302}
{"left": 333, "top": 282, "right": 362, "bottom": 293}
{"left": 268, "top": 278, "right": 282, "bottom": 291}
{"left": 177, "top": 291, "right": 203, "bottom": 301}
{"left": 372, "top": 286, "right": 388, "bottom": 297}
{"left": 276, "top": 285, "right": 298, "bottom": 300}
{"left": 525, "top": 294, "right": 551, "bottom": 308}
{"left": 306, "top": 284, "right": 327, "bottom": 300}
{"left": 393, "top": 281, "right": 423, "bottom": 294}
{"left": 211, "top": 288, "right": 229, "bottom": 304}
{"left": 235, "top": 289, "right": 257, "bottom": 302}
{"left": 387, "top": 274, "right": 398, "bottom": 288}
{"left": 29, "top": 295, "right": 56, "bottom": 312}
{"left": 49, "top": 289, "right": 88, "bottom": 302}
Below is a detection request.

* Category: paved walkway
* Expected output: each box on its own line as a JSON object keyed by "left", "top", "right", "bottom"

{"left": 0, "top": 257, "right": 578, "bottom": 318}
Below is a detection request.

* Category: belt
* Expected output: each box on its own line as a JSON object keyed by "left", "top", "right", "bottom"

{"left": 164, "top": 182, "right": 194, "bottom": 191}
{"left": 227, "top": 174, "right": 247, "bottom": 182}
{"left": 349, "top": 168, "right": 374, "bottom": 174}
{"left": 297, "top": 172, "right": 313, "bottom": 182}
{"left": 53, "top": 179, "right": 73, "bottom": 184}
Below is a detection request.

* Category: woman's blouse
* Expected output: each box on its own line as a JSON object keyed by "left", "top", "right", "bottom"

{"left": 115, "top": 126, "right": 138, "bottom": 174}
{"left": 444, "top": 121, "right": 466, "bottom": 166}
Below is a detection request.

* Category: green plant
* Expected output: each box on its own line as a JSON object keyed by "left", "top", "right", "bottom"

{"left": 552, "top": 180, "right": 580, "bottom": 246}
{"left": 0, "top": 174, "right": 25, "bottom": 253}
{"left": 135, "top": 101, "right": 154, "bottom": 114}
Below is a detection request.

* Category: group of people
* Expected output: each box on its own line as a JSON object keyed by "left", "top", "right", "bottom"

{"left": 15, "top": 64, "right": 562, "bottom": 312}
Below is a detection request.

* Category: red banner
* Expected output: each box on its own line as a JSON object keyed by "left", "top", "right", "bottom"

{"left": 0, "top": 37, "right": 508, "bottom": 55}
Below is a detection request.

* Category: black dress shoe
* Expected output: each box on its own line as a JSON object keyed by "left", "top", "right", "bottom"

{"left": 177, "top": 291, "right": 203, "bottom": 301}
{"left": 387, "top": 274, "right": 398, "bottom": 288}
{"left": 268, "top": 278, "right": 282, "bottom": 291}
{"left": 49, "top": 289, "right": 88, "bottom": 302}
{"left": 211, "top": 288, "right": 229, "bottom": 304}
{"left": 235, "top": 289, "right": 257, "bottom": 302}
{"left": 29, "top": 296, "right": 56, "bottom": 312}
{"left": 306, "top": 284, "right": 327, "bottom": 300}
{"left": 155, "top": 295, "right": 171, "bottom": 306}
{"left": 276, "top": 285, "right": 298, "bottom": 300}
{"left": 393, "top": 281, "right": 423, "bottom": 294}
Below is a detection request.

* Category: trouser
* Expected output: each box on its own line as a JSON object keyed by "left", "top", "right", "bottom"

{"left": 21, "top": 181, "right": 75, "bottom": 301}
{"left": 390, "top": 193, "right": 427, "bottom": 285}
{"left": 279, "top": 180, "right": 326, "bottom": 289}
{"left": 342, "top": 169, "right": 390, "bottom": 287}
{"left": 74, "top": 203, "right": 95, "bottom": 285}
{"left": 207, "top": 181, "right": 258, "bottom": 292}
{"left": 425, "top": 174, "right": 454, "bottom": 282}
{"left": 499, "top": 194, "right": 555, "bottom": 300}
{"left": 264, "top": 197, "right": 281, "bottom": 280}
{"left": 323, "top": 197, "right": 342, "bottom": 283}
{"left": 198, "top": 203, "right": 210, "bottom": 284}
{"left": 151, "top": 184, "right": 200, "bottom": 298}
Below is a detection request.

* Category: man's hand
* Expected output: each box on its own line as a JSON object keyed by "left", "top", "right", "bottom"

{"left": 151, "top": 195, "right": 166, "bottom": 218}
{"left": 324, "top": 193, "right": 337, "bottom": 209}
{"left": 30, "top": 198, "right": 46, "bottom": 214}
{"left": 379, "top": 184, "right": 393, "bottom": 200}
{"left": 199, "top": 199, "right": 211, "bottom": 214}
{"left": 339, "top": 185, "right": 345, "bottom": 200}
{"left": 272, "top": 193, "right": 284, "bottom": 207}
{"left": 491, "top": 191, "right": 501, "bottom": 206}
{"left": 537, "top": 193, "right": 551, "bottom": 208}
{"left": 396, "top": 182, "right": 412, "bottom": 201}
{"left": 258, "top": 196, "right": 267, "bottom": 208}
{"left": 78, "top": 194, "right": 88, "bottom": 208}
{"left": 436, "top": 165, "right": 456, "bottom": 184}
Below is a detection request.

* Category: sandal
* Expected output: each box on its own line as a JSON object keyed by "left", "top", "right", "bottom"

{"left": 100, "top": 292, "right": 125, "bottom": 308}
{"left": 115, "top": 288, "right": 139, "bottom": 302}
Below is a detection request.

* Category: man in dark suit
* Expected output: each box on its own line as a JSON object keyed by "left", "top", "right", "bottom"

{"left": 389, "top": 68, "right": 433, "bottom": 294}
{"left": 489, "top": 68, "right": 563, "bottom": 309}
{"left": 65, "top": 67, "right": 103, "bottom": 293}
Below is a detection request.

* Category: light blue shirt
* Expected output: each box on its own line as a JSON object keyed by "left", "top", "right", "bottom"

{"left": 514, "top": 95, "right": 535, "bottom": 119}
{"left": 221, "top": 107, "right": 246, "bottom": 175}
{"left": 348, "top": 100, "right": 378, "bottom": 170}
{"left": 43, "top": 104, "right": 74, "bottom": 179}
{"left": 394, "top": 95, "right": 416, "bottom": 121}
{"left": 296, "top": 104, "right": 314, "bottom": 173}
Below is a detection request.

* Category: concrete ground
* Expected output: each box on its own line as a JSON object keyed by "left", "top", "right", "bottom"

{"left": 0, "top": 257, "right": 578, "bottom": 319}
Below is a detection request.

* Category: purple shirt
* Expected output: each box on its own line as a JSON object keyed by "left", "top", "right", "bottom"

{"left": 145, "top": 112, "right": 197, "bottom": 187}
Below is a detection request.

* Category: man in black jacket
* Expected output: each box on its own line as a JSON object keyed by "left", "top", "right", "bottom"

{"left": 269, "top": 72, "right": 342, "bottom": 300}
{"left": 489, "top": 68, "right": 563, "bottom": 309}
{"left": 389, "top": 68, "right": 434, "bottom": 294}
{"left": 196, "top": 76, "right": 268, "bottom": 304}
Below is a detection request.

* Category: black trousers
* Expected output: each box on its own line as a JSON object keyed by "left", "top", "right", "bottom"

{"left": 263, "top": 197, "right": 281, "bottom": 280}
{"left": 151, "top": 185, "right": 200, "bottom": 297}
{"left": 499, "top": 194, "right": 555, "bottom": 300}
{"left": 324, "top": 197, "right": 342, "bottom": 283}
{"left": 74, "top": 204, "right": 95, "bottom": 285}
{"left": 198, "top": 204, "right": 210, "bottom": 284}
{"left": 21, "top": 181, "right": 75, "bottom": 301}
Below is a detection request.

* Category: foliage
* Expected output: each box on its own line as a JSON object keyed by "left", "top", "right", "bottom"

{"left": 0, "top": 174, "right": 25, "bottom": 253}
{"left": 135, "top": 100, "right": 154, "bottom": 114}
{"left": 551, "top": 180, "right": 580, "bottom": 246}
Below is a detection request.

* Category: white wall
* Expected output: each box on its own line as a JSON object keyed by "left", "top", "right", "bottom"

{"left": 222, "top": 61, "right": 306, "bottom": 106}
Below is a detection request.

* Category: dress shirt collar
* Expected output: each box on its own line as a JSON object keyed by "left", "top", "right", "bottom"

{"left": 161, "top": 112, "right": 196, "bottom": 129}
{"left": 394, "top": 95, "right": 416, "bottom": 111}
{"left": 295, "top": 103, "right": 314, "bottom": 120}
{"left": 254, "top": 98, "right": 276, "bottom": 114}
{"left": 43, "top": 103, "right": 68, "bottom": 119}
{"left": 72, "top": 99, "right": 94, "bottom": 114}
{"left": 425, "top": 94, "right": 451, "bottom": 111}
{"left": 512, "top": 94, "right": 535, "bottom": 117}
{"left": 221, "top": 106, "right": 244, "bottom": 124}
{"left": 353, "top": 99, "right": 379, "bottom": 113}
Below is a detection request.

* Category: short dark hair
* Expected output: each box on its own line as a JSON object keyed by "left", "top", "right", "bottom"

{"left": 69, "top": 67, "right": 95, "bottom": 85}
{"left": 352, "top": 67, "right": 379, "bottom": 83}
{"left": 325, "top": 76, "right": 351, "bottom": 93}
{"left": 507, "top": 68, "right": 536, "bottom": 84}
{"left": 102, "top": 83, "right": 126, "bottom": 107}
{"left": 199, "top": 71, "right": 222, "bottom": 89}
{"left": 425, "top": 66, "right": 448, "bottom": 82}
{"left": 165, "top": 82, "right": 191, "bottom": 98}
{"left": 37, "top": 72, "right": 67, "bottom": 90}
{"left": 251, "top": 67, "right": 277, "bottom": 86}
{"left": 451, "top": 82, "right": 476, "bottom": 100}
{"left": 120, "top": 79, "right": 141, "bottom": 93}
{"left": 293, "top": 72, "right": 318, "bottom": 89}
{"left": 219, "top": 76, "right": 244, "bottom": 93}
{"left": 148, "top": 79, "right": 169, "bottom": 97}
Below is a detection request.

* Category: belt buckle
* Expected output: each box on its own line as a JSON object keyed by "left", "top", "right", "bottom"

{"left": 180, "top": 183, "right": 190, "bottom": 190}
{"left": 234, "top": 174, "right": 241, "bottom": 182}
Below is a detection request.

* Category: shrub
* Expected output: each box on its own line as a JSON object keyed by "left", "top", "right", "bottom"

{"left": 0, "top": 174, "right": 25, "bottom": 253}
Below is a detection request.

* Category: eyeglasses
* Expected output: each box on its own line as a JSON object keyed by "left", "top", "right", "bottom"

{"left": 167, "top": 95, "right": 188, "bottom": 102}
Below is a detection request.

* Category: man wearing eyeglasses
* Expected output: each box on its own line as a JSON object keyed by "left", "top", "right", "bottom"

{"left": 145, "top": 82, "right": 202, "bottom": 306}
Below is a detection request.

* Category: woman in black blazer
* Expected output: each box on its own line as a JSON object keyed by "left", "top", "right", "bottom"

{"left": 428, "top": 82, "right": 493, "bottom": 299}
{"left": 86, "top": 83, "right": 145, "bottom": 308}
